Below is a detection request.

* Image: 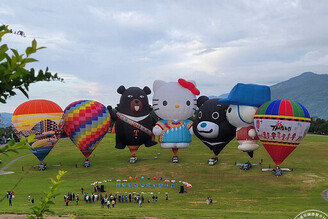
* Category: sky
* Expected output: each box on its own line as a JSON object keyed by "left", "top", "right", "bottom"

{"left": 1, "top": 0, "right": 328, "bottom": 113}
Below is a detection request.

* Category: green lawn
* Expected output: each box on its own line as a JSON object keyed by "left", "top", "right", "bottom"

{"left": 0, "top": 134, "right": 327, "bottom": 218}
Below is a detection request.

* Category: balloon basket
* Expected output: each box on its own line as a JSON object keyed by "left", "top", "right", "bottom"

{"left": 208, "top": 157, "right": 218, "bottom": 166}
{"left": 172, "top": 156, "right": 179, "bottom": 163}
{"left": 129, "top": 156, "right": 137, "bottom": 164}
{"left": 260, "top": 165, "right": 293, "bottom": 176}
{"left": 84, "top": 160, "right": 91, "bottom": 168}
{"left": 38, "top": 163, "right": 47, "bottom": 171}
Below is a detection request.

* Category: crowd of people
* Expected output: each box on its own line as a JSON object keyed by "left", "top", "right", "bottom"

{"left": 61, "top": 187, "right": 169, "bottom": 208}
{"left": 6, "top": 188, "right": 215, "bottom": 209}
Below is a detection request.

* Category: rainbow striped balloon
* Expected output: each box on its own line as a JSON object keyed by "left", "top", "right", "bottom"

{"left": 64, "top": 100, "right": 111, "bottom": 158}
{"left": 254, "top": 99, "right": 310, "bottom": 166}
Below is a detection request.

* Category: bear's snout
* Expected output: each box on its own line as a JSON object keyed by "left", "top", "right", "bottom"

{"left": 130, "top": 99, "right": 143, "bottom": 113}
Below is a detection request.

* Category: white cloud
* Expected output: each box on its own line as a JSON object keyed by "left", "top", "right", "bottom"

{"left": 0, "top": 7, "right": 14, "bottom": 16}
{"left": 89, "top": 7, "right": 156, "bottom": 29}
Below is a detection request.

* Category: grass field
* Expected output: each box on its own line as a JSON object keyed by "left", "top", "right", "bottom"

{"left": 0, "top": 134, "right": 327, "bottom": 218}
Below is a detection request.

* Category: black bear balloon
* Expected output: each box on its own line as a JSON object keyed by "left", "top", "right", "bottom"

{"left": 193, "top": 96, "right": 236, "bottom": 165}
{"left": 107, "top": 86, "right": 157, "bottom": 163}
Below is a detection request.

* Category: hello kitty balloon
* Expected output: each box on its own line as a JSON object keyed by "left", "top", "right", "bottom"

{"left": 152, "top": 79, "right": 200, "bottom": 163}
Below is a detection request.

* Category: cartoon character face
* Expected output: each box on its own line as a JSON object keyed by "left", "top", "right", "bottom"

{"left": 226, "top": 105, "right": 257, "bottom": 128}
{"left": 117, "top": 86, "right": 151, "bottom": 116}
{"left": 193, "top": 97, "right": 235, "bottom": 140}
{"left": 152, "top": 80, "right": 197, "bottom": 120}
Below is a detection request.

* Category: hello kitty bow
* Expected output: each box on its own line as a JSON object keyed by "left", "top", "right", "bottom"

{"left": 178, "top": 78, "right": 200, "bottom": 95}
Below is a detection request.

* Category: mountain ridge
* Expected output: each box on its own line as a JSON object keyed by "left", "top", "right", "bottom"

{"left": 270, "top": 72, "right": 328, "bottom": 120}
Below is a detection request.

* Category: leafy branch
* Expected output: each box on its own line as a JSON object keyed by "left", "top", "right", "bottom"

{"left": 27, "top": 170, "right": 69, "bottom": 219}
{"left": 0, "top": 25, "right": 63, "bottom": 104}
{"left": 0, "top": 136, "right": 33, "bottom": 155}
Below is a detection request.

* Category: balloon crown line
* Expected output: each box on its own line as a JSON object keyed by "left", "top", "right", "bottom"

{"left": 91, "top": 177, "right": 192, "bottom": 188}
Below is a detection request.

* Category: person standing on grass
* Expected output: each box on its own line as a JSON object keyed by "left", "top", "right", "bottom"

{"left": 85, "top": 194, "right": 89, "bottom": 203}
{"left": 138, "top": 198, "right": 142, "bottom": 207}
{"left": 8, "top": 192, "right": 12, "bottom": 206}
{"left": 101, "top": 197, "right": 105, "bottom": 208}
{"left": 28, "top": 194, "right": 31, "bottom": 202}
{"left": 107, "top": 199, "right": 111, "bottom": 208}
{"left": 111, "top": 199, "right": 115, "bottom": 208}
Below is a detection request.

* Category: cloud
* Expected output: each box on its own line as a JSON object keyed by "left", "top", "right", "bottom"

{"left": 0, "top": 7, "right": 14, "bottom": 16}
{"left": 89, "top": 7, "right": 156, "bottom": 29}
{"left": 1, "top": 0, "right": 328, "bottom": 113}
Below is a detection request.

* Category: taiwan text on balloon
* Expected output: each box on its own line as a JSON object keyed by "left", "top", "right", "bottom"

{"left": 254, "top": 99, "right": 311, "bottom": 166}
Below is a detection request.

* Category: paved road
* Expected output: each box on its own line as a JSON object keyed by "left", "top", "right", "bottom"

{"left": 322, "top": 189, "right": 328, "bottom": 201}
{"left": 0, "top": 154, "right": 31, "bottom": 175}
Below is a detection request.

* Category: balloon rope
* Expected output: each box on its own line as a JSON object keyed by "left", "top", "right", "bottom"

{"left": 116, "top": 112, "right": 153, "bottom": 136}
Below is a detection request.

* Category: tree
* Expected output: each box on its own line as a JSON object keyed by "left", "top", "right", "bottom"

{"left": 0, "top": 25, "right": 63, "bottom": 103}
{"left": 309, "top": 118, "right": 328, "bottom": 135}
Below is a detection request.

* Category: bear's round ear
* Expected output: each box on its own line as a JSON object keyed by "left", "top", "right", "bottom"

{"left": 117, "top": 85, "right": 126, "bottom": 94}
{"left": 143, "top": 86, "right": 151, "bottom": 95}
{"left": 197, "top": 96, "right": 209, "bottom": 107}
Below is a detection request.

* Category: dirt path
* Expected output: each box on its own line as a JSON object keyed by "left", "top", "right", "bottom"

{"left": 0, "top": 154, "right": 31, "bottom": 175}
{"left": 0, "top": 214, "right": 73, "bottom": 219}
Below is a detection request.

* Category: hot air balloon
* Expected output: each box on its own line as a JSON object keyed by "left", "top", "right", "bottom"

{"left": 254, "top": 99, "right": 311, "bottom": 167}
{"left": 220, "top": 83, "right": 271, "bottom": 158}
{"left": 152, "top": 79, "right": 200, "bottom": 163}
{"left": 12, "top": 99, "right": 64, "bottom": 170}
{"left": 107, "top": 86, "right": 157, "bottom": 164}
{"left": 63, "top": 100, "right": 110, "bottom": 167}
{"left": 193, "top": 96, "right": 236, "bottom": 165}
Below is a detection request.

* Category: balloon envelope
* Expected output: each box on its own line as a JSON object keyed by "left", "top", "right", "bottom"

{"left": 63, "top": 100, "right": 110, "bottom": 158}
{"left": 12, "top": 99, "right": 64, "bottom": 161}
{"left": 254, "top": 99, "right": 310, "bottom": 166}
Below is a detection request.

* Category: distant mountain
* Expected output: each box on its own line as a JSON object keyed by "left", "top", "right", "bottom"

{"left": 208, "top": 94, "right": 228, "bottom": 100}
{"left": 0, "top": 113, "right": 12, "bottom": 128}
{"left": 270, "top": 72, "right": 328, "bottom": 120}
